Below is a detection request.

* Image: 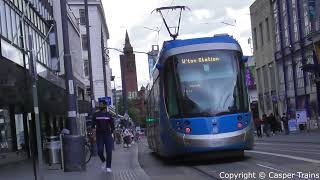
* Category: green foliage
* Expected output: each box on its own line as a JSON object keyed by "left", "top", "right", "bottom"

{"left": 116, "top": 96, "right": 146, "bottom": 127}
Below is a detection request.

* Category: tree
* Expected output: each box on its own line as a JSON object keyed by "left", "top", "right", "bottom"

{"left": 116, "top": 96, "right": 145, "bottom": 126}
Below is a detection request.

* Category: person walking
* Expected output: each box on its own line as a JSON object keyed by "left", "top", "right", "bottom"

{"left": 275, "top": 113, "right": 283, "bottom": 133}
{"left": 92, "top": 99, "right": 115, "bottom": 173}
{"left": 262, "top": 114, "right": 270, "bottom": 137}
{"left": 269, "top": 113, "right": 278, "bottom": 135}
{"left": 281, "top": 113, "right": 289, "bottom": 135}
{"left": 254, "top": 117, "right": 262, "bottom": 138}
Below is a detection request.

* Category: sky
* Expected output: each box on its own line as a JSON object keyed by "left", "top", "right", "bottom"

{"left": 102, "top": 0, "right": 255, "bottom": 89}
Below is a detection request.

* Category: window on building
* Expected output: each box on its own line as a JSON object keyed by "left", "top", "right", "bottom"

{"left": 282, "top": 0, "right": 290, "bottom": 47}
{"left": 81, "top": 34, "right": 88, "bottom": 50}
{"left": 273, "top": 2, "right": 281, "bottom": 51}
{"left": 86, "top": 86, "right": 91, "bottom": 96}
{"left": 77, "top": 87, "right": 85, "bottom": 100}
{"left": 258, "top": 93, "right": 264, "bottom": 113}
{"left": 303, "top": 0, "right": 311, "bottom": 36}
{"left": 277, "top": 61, "right": 285, "bottom": 92}
{"left": 257, "top": 68, "right": 262, "bottom": 91}
{"left": 259, "top": 23, "right": 264, "bottom": 46}
{"left": 263, "top": 65, "right": 269, "bottom": 92}
{"left": 5, "top": 3, "right": 12, "bottom": 41}
{"left": 0, "top": 0, "right": 7, "bottom": 37}
{"left": 285, "top": 60, "right": 294, "bottom": 91}
{"left": 253, "top": 28, "right": 258, "bottom": 50}
{"left": 84, "top": 59, "right": 89, "bottom": 77}
{"left": 305, "top": 50, "right": 314, "bottom": 87}
{"left": 295, "top": 56, "right": 304, "bottom": 88}
{"left": 11, "top": 10, "right": 17, "bottom": 45}
{"left": 292, "top": 0, "right": 299, "bottom": 42}
{"left": 266, "top": 18, "right": 270, "bottom": 41}
{"left": 265, "top": 92, "right": 272, "bottom": 110}
{"left": 269, "top": 63, "right": 276, "bottom": 91}
{"left": 79, "top": 9, "right": 86, "bottom": 25}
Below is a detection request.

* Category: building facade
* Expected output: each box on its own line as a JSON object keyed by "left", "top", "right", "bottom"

{"left": 52, "top": 0, "right": 90, "bottom": 116}
{"left": 68, "top": 0, "right": 112, "bottom": 102}
{"left": 272, "top": 0, "right": 320, "bottom": 127}
{"left": 0, "top": 0, "right": 68, "bottom": 165}
{"left": 251, "top": 0, "right": 320, "bottom": 128}
{"left": 250, "top": 0, "right": 280, "bottom": 117}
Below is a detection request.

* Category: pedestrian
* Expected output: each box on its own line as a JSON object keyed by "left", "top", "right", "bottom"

{"left": 92, "top": 99, "right": 115, "bottom": 173}
{"left": 275, "top": 113, "right": 283, "bottom": 133}
{"left": 262, "top": 114, "right": 270, "bottom": 137}
{"left": 254, "top": 117, "right": 262, "bottom": 138}
{"left": 123, "top": 128, "right": 132, "bottom": 148}
{"left": 268, "top": 113, "right": 278, "bottom": 135}
{"left": 281, "top": 113, "right": 289, "bottom": 135}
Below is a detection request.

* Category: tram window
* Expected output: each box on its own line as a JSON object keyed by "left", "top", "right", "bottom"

{"left": 164, "top": 59, "right": 179, "bottom": 117}
{"left": 153, "top": 78, "right": 160, "bottom": 118}
{"left": 240, "top": 61, "right": 249, "bottom": 111}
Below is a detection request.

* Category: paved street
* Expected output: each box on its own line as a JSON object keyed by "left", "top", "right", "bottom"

{"left": 138, "top": 131, "right": 320, "bottom": 180}
{"left": 0, "top": 143, "right": 149, "bottom": 180}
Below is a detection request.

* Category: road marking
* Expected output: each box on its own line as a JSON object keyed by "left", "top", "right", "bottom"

{"left": 256, "top": 164, "right": 302, "bottom": 179}
{"left": 256, "top": 163, "right": 285, "bottom": 172}
{"left": 255, "top": 142, "right": 320, "bottom": 147}
{"left": 246, "top": 150, "right": 320, "bottom": 164}
{"left": 254, "top": 147, "right": 320, "bottom": 155}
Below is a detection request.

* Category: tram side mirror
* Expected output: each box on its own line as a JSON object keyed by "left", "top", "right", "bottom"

{"left": 242, "top": 56, "right": 249, "bottom": 63}
{"left": 156, "top": 64, "right": 163, "bottom": 70}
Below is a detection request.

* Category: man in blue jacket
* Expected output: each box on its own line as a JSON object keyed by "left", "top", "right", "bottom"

{"left": 92, "top": 99, "right": 115, "bottom": 172}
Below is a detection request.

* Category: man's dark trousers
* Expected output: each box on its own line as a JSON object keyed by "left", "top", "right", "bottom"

{"left": 96, "top": 133, "right": 113, "bottom": 168}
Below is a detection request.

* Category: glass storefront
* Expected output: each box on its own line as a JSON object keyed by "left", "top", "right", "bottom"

{"left": 0, "top": 109, "right": 10, "bottom": 154}
{"left": 0, "top": 107, "right": 30, "bottom": 165}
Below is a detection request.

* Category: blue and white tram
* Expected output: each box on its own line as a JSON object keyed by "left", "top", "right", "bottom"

{"left": 146, "top": 34, "right": 254, "bottom": 158}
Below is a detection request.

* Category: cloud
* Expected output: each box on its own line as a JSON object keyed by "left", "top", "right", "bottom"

{"left": 102, "top": 0, "right": 255, "bottom": 88}
{"left": 192, "top": 9, "right": 212, "bottom": 20}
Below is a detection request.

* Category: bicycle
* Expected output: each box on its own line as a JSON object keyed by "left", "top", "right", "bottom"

{"left": 84, "top": 130, "right": 94, "bottom": 164}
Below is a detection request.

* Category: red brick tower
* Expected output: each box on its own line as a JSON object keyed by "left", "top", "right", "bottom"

{"left": 120, "top": 31, "right": 138, "bottom": 104}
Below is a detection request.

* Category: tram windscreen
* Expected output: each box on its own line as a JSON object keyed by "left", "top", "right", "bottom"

{"left": 164, "top": 50, "right": 248, "bottom": 118}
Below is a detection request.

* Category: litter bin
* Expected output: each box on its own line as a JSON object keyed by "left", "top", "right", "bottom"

{"left": 44, "top": 136, "right": 61, "bottom": 166}
{"left": 62, "top": 135, "right": 85, "bottom": 172}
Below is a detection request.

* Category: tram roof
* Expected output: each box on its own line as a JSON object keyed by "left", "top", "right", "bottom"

{"left": 161, "top": 34, "right": 241, "bottom": 53}
{"left": 147, "top": 34, "right": 242, "bottom": 88}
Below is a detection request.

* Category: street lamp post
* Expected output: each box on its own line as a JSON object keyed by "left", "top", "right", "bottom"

{"left": 28, "top": 34, "right": 44, "bottom": 180}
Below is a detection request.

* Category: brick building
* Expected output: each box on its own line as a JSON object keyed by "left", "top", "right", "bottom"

{"left": 120, "top": 31, "right": 138, "bottom": 101}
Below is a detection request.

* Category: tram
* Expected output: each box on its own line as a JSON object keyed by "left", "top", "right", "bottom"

{"left": 145, "top": 34, "right": 254, "bottom": 158}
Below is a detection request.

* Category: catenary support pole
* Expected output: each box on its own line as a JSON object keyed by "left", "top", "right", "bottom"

{"left": 60, "top": 0, "right": 78, "bottom": 134}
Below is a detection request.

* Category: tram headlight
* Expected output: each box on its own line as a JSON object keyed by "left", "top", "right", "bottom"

{"left": 237, "top": 122, "right": 243, "bottom": 129}
{"left": 185, "top": 127, "right": 191, "bottom": 134}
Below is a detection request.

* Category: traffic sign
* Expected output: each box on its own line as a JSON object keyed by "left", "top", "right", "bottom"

{"left": 98, "top": 96, "right": 112, "bottom": 106}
